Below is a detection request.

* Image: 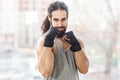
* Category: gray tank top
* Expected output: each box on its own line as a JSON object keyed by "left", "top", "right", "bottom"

{"left": 44, "top": 40, "right": 79, "bottom": 80}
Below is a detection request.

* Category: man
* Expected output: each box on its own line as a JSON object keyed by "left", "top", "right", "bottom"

{"left": 36, "top": 1, "right": 89, "bottom": 80}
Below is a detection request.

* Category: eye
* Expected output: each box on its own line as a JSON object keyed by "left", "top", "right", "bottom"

{"left": 53, "top": 18, "right": 59, "bottom": 22}
{"left": 62, "top": 18, "right": 66, "bottom": 22}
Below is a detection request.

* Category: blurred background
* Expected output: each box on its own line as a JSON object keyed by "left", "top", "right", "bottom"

{"left": 0, "top": 0, "right": 120, "bottom": 80}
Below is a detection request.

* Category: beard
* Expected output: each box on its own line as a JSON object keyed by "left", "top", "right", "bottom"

{"left": 56, "top": 26, "right": 66, "bottom": 38}
{"left": 50, "top": 21, "right": 67, "bottom": 37}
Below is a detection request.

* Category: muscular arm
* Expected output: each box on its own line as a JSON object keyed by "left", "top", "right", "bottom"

{"left": 36, "top": 27, "right": 58, "bottom": 78}
{"left": 36, "top": 38, "right": 54, "bottom": 78}
{"left": 74, "top": 40, "right": 89, "bottom": 74}
{"left": 65, "top": 31, "right": 89, "bottom": 74}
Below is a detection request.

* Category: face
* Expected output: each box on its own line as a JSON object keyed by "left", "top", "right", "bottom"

{"left": 48, "top": 10, "right": 68, "bottom": 37}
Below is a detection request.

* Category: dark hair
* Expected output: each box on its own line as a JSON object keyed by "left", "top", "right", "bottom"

{"left": 41, "top": 1, "right": 68, "bottom": 34}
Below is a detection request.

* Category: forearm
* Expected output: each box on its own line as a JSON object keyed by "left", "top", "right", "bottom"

{"left": 64, "top": 31, "right": 89, "bottom": 73}
{"left": 74, "top": 50, "right": 89, "bottom": 74}
{"left": 38, "top": 47, "right": 54, "bottom": 77}
{"left": 37, "top": 27, "right": 58, "bottom": 77}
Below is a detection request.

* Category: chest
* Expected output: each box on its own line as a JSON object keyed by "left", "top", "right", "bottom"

{"left": 56, "top": 39, "right": 70, "bottom": 50}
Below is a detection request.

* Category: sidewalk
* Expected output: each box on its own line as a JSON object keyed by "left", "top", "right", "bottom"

{"left": 79, "top": 68, "right": 120, "bottom": 80}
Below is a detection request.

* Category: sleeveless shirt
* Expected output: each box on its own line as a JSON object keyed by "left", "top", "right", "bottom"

{"left": 44, "top": 40, "right": 79, "bottom": 80}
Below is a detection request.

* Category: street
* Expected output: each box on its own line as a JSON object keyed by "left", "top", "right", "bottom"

{"left": 0, "top": 49, "right": 120, "bottom": 80}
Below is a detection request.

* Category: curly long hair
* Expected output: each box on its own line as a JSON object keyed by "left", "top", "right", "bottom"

{"left": 41, "top": 1, "right": 68, "bottom": 34}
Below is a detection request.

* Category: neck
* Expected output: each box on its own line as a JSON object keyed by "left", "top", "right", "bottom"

{"left": 55, "top": 36, "right": 70, "bottom": 50}
{"left": 55, "top": 37, "right": 66, "bottom": 42}
{"left": 55, "top": 36, "right": 62, "bottom": 40}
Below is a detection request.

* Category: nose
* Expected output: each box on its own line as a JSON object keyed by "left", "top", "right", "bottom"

{"left": 58, "top": 21, "right": 62, "bottom": 27}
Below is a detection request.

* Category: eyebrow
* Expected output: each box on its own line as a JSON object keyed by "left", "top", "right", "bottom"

{"left": 61, "top": 18, "right": 66, "bottom": 21}
{"left": 53, "top": 17, "right": 66, "bottom": 21}
{"left": 53, "top": 18, "right": 59, "bottom": 21}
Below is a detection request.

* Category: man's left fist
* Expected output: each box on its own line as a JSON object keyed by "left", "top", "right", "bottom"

{"left": 65, "top": 31, "right": 81, "bottom": 52}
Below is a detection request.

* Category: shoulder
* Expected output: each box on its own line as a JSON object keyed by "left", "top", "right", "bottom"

{"left": 36, "top": 35, "right": 46, "bottom": 56}
{"left": 36, "top": 34, "right": 56, "bottom": 54}
{"left": 36, "top": 34, "right": 48, "bottom": 59}
{"left": 36, "top": 35, "right": 45, "bottom": 49}
{"left": 77, "top": 38, "right": 84, "bottom": 49}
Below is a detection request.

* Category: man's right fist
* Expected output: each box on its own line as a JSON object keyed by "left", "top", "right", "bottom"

{"left": 44, "top": 27, "right": 58, "bottom": 47}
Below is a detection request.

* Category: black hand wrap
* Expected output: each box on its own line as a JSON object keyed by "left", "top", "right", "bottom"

{"left": 66, "top": 31, "right": 81, "bottom": 52}
{"left": 44, "top": 27, "right": 58, "bottom": 47}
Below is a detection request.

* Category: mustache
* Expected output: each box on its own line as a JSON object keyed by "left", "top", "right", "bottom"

{"left": 56, "top": 26, "right": 65, "bottom": 28}
{"left": 56, "top": 26, "right": 66, "bottom": 37}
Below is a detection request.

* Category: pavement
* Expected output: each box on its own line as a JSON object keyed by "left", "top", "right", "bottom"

{"left": 0, "top": 48, "right": 120, "bottom": 80}
{"left": 79, "top": 68, "right": 120, "bottom": 80}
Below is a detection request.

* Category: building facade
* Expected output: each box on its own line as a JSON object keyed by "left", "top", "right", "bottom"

{"left": 0, "top": 0, "right": 53, "bottom": 50}
{"left": 17, "top": 0, "right": 52, "bottom": 48}
{"left": 0, "top": 0, "right": 16, "bottom": 51}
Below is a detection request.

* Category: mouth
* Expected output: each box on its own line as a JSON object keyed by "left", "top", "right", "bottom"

{"left": 55, "top": 27, "right": 66, "bottom": 37}
{"left": 57, "top": 27, "right": 65, "bottom": 31}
